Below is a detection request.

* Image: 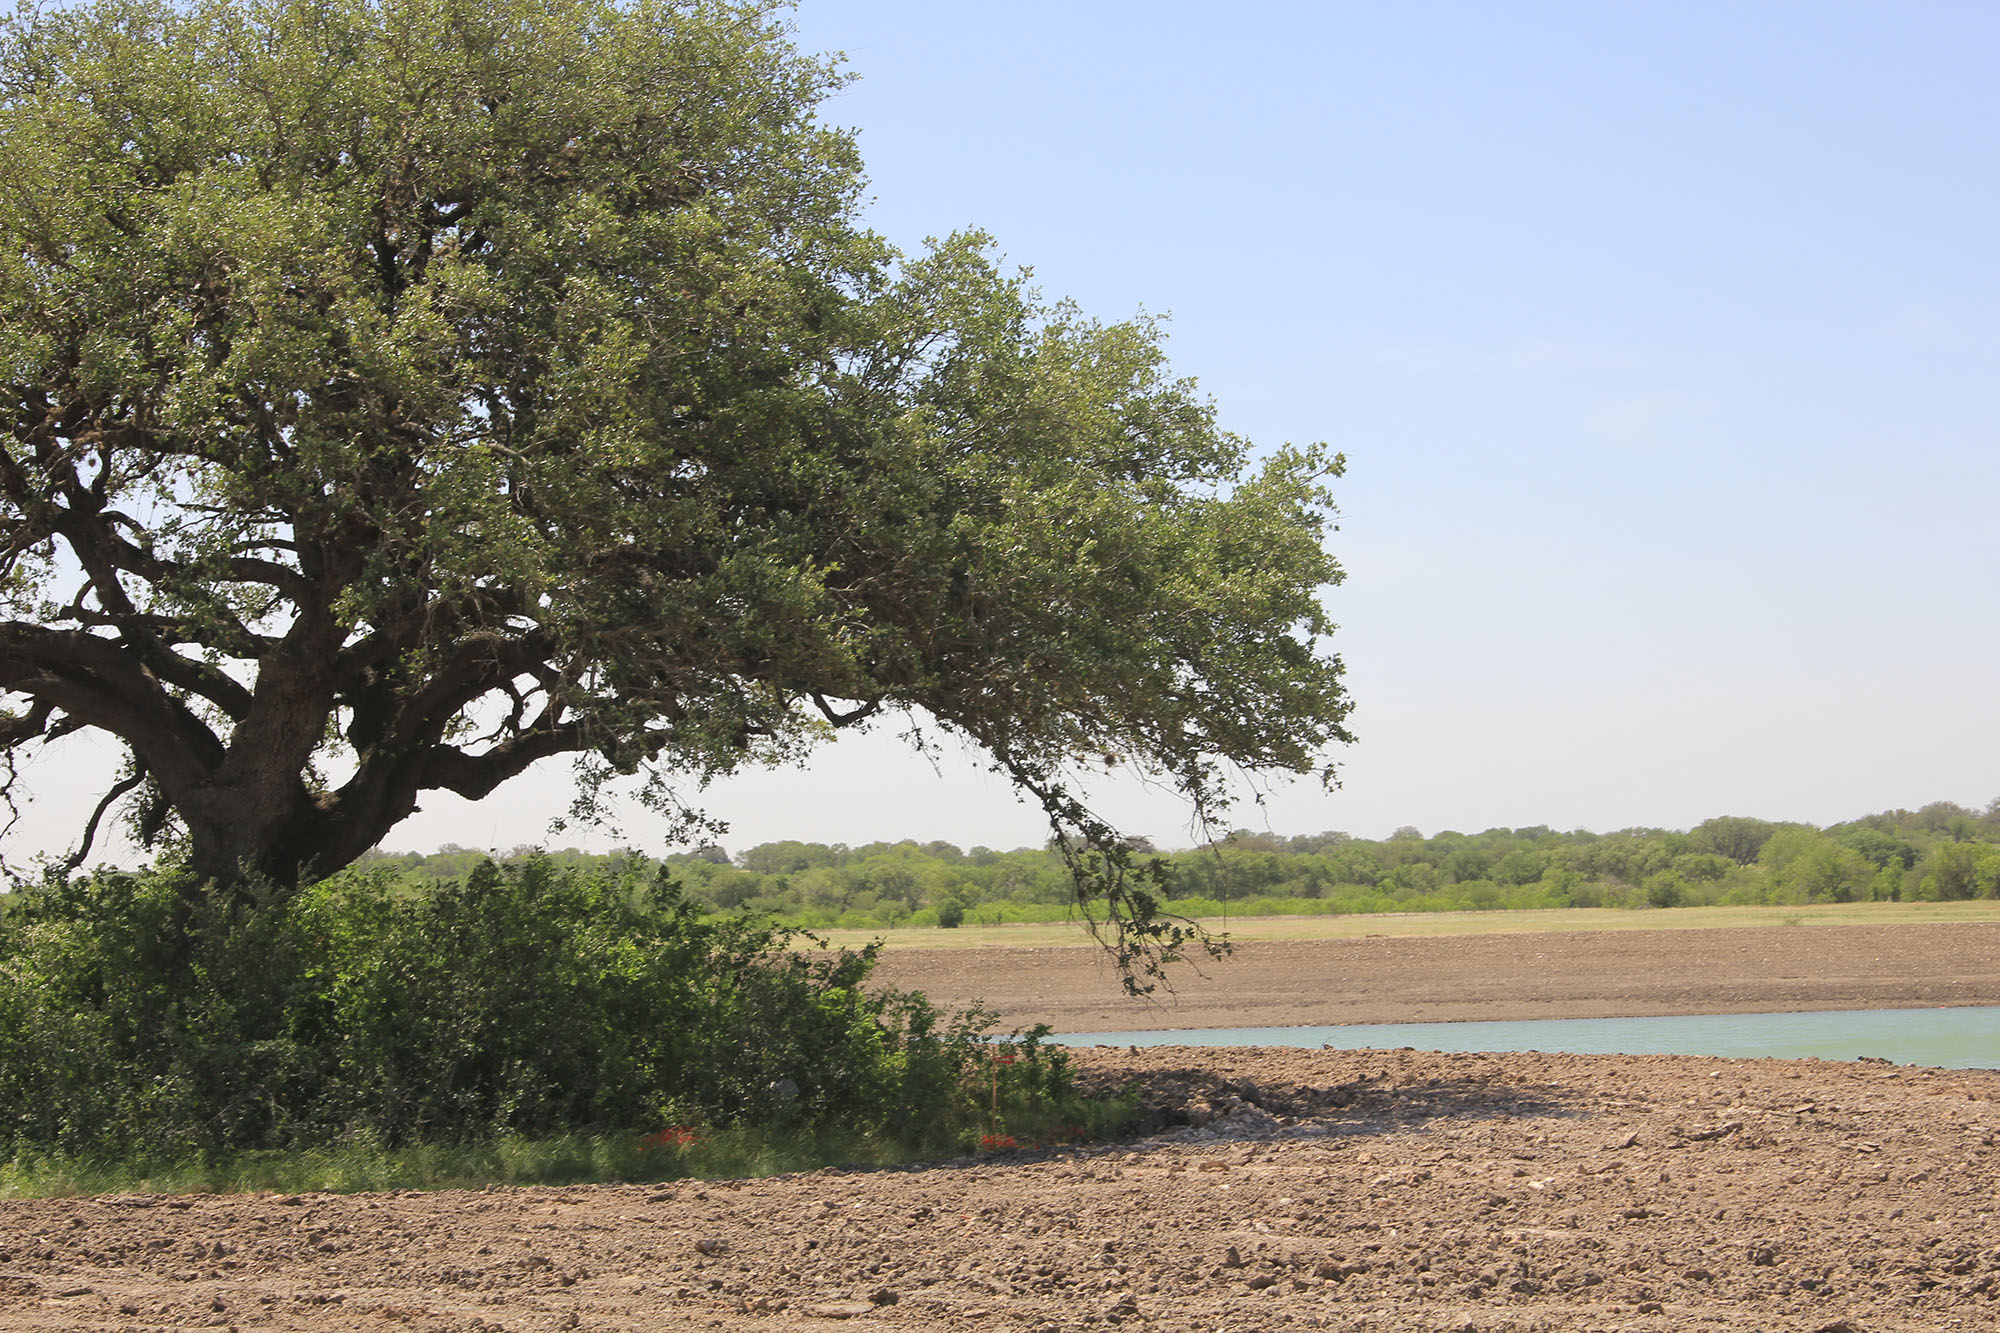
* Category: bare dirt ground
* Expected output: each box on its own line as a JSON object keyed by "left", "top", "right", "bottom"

{"left": 4, "top": 922, "right": 1999, "bottom": 1333}
{"left": 869, "top": 921, "right": 2000, "bottom": 1031}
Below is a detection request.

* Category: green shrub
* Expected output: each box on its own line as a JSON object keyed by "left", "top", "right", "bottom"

{"left": 0, "top": 859, "right": 1076, "bottom": 1160}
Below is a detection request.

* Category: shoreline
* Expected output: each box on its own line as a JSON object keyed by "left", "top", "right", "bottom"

{"left": 1055, "top": 996, "right": 2000, "bottom": 1035}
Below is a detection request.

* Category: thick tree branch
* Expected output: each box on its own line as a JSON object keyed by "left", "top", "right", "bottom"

{"left": 0, "top": 698, "right": 59, "bottom": 748}
{"left": 0, "top": 622, "right": 225, "bottom": 793}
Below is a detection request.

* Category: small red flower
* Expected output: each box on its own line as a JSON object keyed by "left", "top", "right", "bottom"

{"left": 639, "top": 1125, "right": 699, "bottom": 1154}
{"left": 979, "top": 1132, "right": 1019, "bottom": 1151}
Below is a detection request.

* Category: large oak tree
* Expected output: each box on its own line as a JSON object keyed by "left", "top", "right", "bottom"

{"left": 0, "top": 0, "right": 1349, "bottom": 956}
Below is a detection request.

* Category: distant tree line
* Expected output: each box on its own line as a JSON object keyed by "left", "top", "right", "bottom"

{"left": 354, "top": 800, "right": 2000, "bottom": 931}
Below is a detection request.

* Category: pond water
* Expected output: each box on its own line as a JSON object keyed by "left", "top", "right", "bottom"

{"left": 1056, "top": 1005, "right": 2000, "bottom": 1069}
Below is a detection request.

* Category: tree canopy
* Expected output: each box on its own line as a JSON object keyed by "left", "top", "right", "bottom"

{"left": 0, "top": 0, "right": 1350, "bottom": 956}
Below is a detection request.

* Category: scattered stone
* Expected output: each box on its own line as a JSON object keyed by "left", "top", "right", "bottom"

{"left": 801, "top": 1301, "right": 874, "bottom": 1319}
{"left": 1685, "top": 1121, "right": 1743, "bottom": 1142}
{"left": 693, "top": 1237, "right": 728, "bottom": 1257}
{"left": 866, "top": 1286, "right": 898, "bottom": 1305}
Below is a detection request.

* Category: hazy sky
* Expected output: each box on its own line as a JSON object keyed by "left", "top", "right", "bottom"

{"left": 12, "top": 1, "right": 1998, "bottom": 863}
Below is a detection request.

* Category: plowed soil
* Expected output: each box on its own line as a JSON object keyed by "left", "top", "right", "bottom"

{"left": 4, "top": 922, "right": 1998, "bottom": 1333}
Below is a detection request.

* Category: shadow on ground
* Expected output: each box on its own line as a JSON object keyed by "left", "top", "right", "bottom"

{"left": 1075, "top": 1062, "right": 1585, "bottom": 1143}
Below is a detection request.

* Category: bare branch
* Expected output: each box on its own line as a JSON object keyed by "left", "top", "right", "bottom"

{"left": 811, "top": 692, "right": 881, "bottom": 727}
{"left": 60, "top": 763, "right": 146, "bottom": 874}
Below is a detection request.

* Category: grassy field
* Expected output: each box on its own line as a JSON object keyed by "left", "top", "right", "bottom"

{"left": 813, "top": 899, "right": 2000, "bottom": 951}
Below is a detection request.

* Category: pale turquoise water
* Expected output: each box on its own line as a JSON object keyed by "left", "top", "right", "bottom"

{"left": 1057, "top": 1005, "right": 2000, "bottom": 1069}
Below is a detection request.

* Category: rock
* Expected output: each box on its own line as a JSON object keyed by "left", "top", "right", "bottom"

{"left": 1748, "top": 1246, "right": 1779, "bottom": 1266}
{"left": 693, "top": 1238, "right": 728, "bottom": 1257}
{"left": 801, "top": 1301, "right": 874, "bottom": 1319}
{"left": 866, "top": 1286, "right": 898, "bottom": 1305}
{"left": 1686, "top": 1121, "right": 1743, "bottom": 1142}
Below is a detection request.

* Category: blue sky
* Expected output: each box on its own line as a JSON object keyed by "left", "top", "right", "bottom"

{"left": 14, "top": 1, "right": 1997, "bottom": 862}
{"left": 577, "top": 0, "right": 1999, "bottom": 852}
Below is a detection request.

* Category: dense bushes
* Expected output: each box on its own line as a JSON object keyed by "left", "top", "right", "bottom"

{"left": 0, "top": 859, "right": 1068, "bottom": 1160}
{"left": 428, "top": 800, "right": 2000, "bottom": 928}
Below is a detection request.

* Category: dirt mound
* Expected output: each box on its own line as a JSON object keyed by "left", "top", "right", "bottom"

{"left": 4, "top": 1046, "right": 1997, "bottom": 1332}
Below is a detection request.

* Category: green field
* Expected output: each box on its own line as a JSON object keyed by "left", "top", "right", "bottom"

{"left": 812, "top": 899, "right": 2000, "bottom": 951}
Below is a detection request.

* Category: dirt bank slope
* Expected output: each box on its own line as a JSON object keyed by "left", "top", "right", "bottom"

{"left": 4, "top": 1048, "right": 1997, "bottom": 1332}
{"left": 869, "top": 921, "right": 2000, "bottom": 1031}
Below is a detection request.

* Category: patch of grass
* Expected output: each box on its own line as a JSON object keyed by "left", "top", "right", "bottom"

{"left": 0, "top": 1092, "right": 1144, "bottom": 1200}
{"left": 815, "top": 899, "right": 2000, "bottom": 951}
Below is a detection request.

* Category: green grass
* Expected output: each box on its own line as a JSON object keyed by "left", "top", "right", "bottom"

{"left": 812, "top": 899, "right": 2000, "bottom": 951}
{"left": 0, "top": 1127, "right": 901, "bottom": 1200}
{"left": 0, "top": 1090, "right": 1141, "bottom": 1200}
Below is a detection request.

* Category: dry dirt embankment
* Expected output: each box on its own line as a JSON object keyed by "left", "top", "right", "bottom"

{"left": 4, "top": 919, "right": 1998, "bottom": 1333}
{"left": 869, "top": 921, "right": 2000, "bottom": 1031}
